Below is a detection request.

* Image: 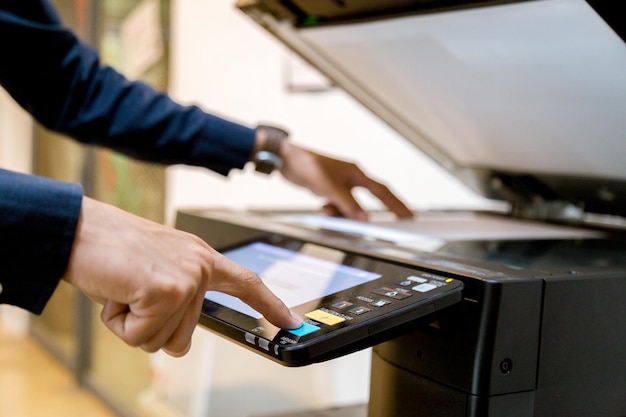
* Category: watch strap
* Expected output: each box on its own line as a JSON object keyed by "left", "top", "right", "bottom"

{"left": 254, "top": 125, "right": 289, "bottom": 174}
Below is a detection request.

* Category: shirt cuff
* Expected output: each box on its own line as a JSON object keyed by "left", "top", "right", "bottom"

{"left": 0, "top": 169, "right": 83, "bottom": 314}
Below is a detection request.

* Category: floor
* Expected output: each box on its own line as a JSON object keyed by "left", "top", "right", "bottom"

{"left": 0, "top": 330, "right": 119, "bottom": 417}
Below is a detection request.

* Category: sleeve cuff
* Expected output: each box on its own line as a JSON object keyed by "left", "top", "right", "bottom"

{"left": 0, "top": 169, "right": 83, "bottom": 314}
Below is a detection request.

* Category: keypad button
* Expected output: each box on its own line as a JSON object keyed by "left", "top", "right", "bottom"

{"left": 288, "top": 322, "right": 321, "bottom": 337}
{"left": 331, "top": 301, "right": 354, "bottom": 310}
{"left": 370, "top": 299, "right": 392, "bottom": 308}
{"left": 373, "top": 287, "right": 412, "bottom": 300}
{"left": 245, "top": 332, "right": 257, "bottom": 345}
{"left": 408, "top": 276, "right": 428, "bottom": 284}
{"left": 348, "top": 306, "right": 371, "bottom": 315}
{"left": 413, "top": 283, "right": 438, "bottom": 293}
{"left": 305, "top": 309, "right": 345, "bottom": 325}
{"left": 258, "top": 338, "right": 271, "bottom": 351}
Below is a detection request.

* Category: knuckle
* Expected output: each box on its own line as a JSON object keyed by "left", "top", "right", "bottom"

{"left": 140, "top": 342, "right": 161, "bottom": 353}
{"left": 161, "top": 279, "right": 196, "bottom": 304}
{"left": 372, "top": 181, "right": 389, "bottom": 193}
{"left": 125, "top": 335, "right": 145, "bottom": 348}
{"left": 117, "top": 327, "right": 146, "bottom": 348}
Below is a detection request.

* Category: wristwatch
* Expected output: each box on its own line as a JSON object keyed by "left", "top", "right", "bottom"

{"left": 253, "top": 125, "right": 289, "bottom": 174}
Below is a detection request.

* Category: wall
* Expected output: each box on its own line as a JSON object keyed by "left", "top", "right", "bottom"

{"left": 161, "top": 1, "right": 486, "bottom": 417}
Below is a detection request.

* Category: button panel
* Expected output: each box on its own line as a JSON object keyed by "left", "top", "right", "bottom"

{"left": 212, "top": 238, "right": 465, "bottom": 366}
{"left": 304, "top": 272, "right": 456, "bottom": 327}
{"left": 273, "top": 272, "right": 458, "bottom": 350}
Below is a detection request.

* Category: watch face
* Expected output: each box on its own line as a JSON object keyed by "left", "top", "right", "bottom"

{"left": 254, "top": 151, "right": 283, "bottom": 174}
{"left": 255, "top": 160, "right": 274, "bottom": 174}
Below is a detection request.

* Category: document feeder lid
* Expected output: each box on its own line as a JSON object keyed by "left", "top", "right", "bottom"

{"left": 236, "top": 0, "right": 626, "bottom": 221}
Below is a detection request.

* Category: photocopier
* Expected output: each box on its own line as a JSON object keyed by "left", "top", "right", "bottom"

{"left": 175, "top": 1, "right": 626, "bottom": 416}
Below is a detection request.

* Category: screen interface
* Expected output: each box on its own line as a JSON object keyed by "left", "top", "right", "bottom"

{"left": 205, "top": 242, "right": 382, "bottom": 319}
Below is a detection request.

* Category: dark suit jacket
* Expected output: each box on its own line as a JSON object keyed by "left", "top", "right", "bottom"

{"left": 0, "top": 0, "right": 256, "bottom": 313}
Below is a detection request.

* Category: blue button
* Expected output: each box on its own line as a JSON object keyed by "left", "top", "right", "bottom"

{"left": 288, "top": 322, "right": 321, "bottom": 337}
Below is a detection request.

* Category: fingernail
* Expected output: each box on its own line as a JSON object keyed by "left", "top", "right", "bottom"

{"left": 355, "top": 211, "right": 368, "bottom": 222}
{"left": 290, "top": 311, "right": 304, "bottom": 328}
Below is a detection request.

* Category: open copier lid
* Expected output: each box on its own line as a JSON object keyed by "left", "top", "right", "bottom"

{"left": 237, "top": 0, "right": 626, "bottom": 224}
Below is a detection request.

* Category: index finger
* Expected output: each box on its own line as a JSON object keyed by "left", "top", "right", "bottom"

{"left": 210, "top": 255, "right": 302, "bottom": 330}
{"left": 359, "top": 177, "right": 414, "bottom": 219}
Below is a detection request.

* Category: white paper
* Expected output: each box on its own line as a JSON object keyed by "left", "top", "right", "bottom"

{"left": 283, "top": 212, "right": 603, "bottom": 243}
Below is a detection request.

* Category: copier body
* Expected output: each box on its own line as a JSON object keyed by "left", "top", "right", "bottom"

{"left": 177, "top": 1, "right": 626, "bottom": 415}
{"left": 176, "top": 208, "right": 626, "bottom": 417}
{"left": 368, "top": 237, "right": 626, "bottom": 417}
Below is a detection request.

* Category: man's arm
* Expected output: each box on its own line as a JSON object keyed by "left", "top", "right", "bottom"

{"left": 0, "top": 0, "right": 255, "bottom": 175}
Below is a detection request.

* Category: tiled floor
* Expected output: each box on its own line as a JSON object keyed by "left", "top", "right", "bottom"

{"left": 0, "top": 330, "right": 118, "bottom": 417}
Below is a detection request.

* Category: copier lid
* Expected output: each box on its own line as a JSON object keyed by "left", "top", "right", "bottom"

{"left": 237, "top": 0, "right": 626, "bottom": 220}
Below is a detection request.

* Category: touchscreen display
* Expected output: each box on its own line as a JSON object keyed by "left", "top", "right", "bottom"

{"left": 206, "top": 242, "right": 382, "bottom": 318}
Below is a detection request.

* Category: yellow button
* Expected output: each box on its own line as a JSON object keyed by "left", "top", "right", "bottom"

{"left": 305, "top": 309, "right": 345, "bottom": 326}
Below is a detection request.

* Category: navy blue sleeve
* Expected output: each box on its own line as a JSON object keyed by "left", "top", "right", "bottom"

{"left": 0, "top": 169, "right": 83, "bottom": 314}
{"left": 0, "top": 0, "right": 261, "bottom": 314}
{"left": 0, "top": 0, "right": 256, "bottom": 175}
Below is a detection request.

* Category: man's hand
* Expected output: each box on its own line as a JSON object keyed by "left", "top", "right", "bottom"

{"left": 63, "top": 197, "right": 302, "bottom": 357}
{"left": 279, "top": 142, "right": 414, "bottom": 221}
